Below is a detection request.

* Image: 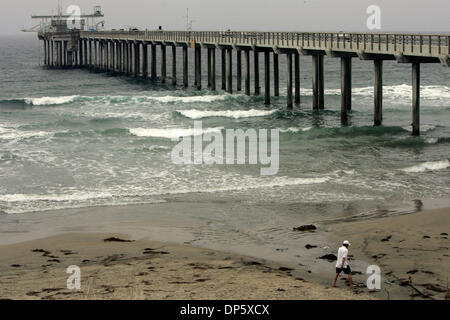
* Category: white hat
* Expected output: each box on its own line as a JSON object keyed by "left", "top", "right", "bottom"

{"left": 343, "top": 240, "right": 351, "bottom": 246}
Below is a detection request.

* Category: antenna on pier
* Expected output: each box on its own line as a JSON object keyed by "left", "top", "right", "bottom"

{"left": 184, "top": 8, "right": 196, "bottom": 31}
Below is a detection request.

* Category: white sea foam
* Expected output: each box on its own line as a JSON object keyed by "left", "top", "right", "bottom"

{"left": 401, "top": 160, "right": 450, "bottom": 173}
{"left": 425, "top": 137, "right": 439, "bottom": 144}
{"left": 177, "top": 109, "right": 277, "bottom": 119}
{"left": 0, "top": 126, "right": 52, "bottom": 141}
{"left": 284, "top": 84, "right": 450, "bottom": 102}
{"left": 0, "top": 175, "right": 332, "bottom": 214}
{"left": 0, "top": 192, "right": 114, "bottom": 203}
{"left": 151, "top": 95, "right": 229, "bottom": 103}
{"left": 279, "top": 127, "right": 312, "bottom": 133}
{"left": 129, "top": 126, "right": 224, "bottom": 139}
{"left": 402, "top": 124, "right": 437, "bottom": 133}
{"left": 25, "top": 95, "right": 79, "bottom": 106}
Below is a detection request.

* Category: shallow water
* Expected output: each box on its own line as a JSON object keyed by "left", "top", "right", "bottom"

{"left": 0, "top": 34, "right": 449, "bottom": 221}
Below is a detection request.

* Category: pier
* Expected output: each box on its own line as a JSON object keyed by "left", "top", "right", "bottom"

{"left": 37, "top": 25, "right": 449, "bottom": 136}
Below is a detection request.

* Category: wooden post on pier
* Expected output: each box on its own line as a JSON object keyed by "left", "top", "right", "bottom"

{"left": 221, "top": 49, "right": 226, "bottom": 90}
{"left": 172, "top": 45, "right": 177, "bottom": 85}
{"left": 374, "top": 59, "right": 383, "bottom": 126}
{"left": 294, "top": 52, "right": 300, "bottom": 104}
{"left": 341, "top": 57, "right": 352, "bottom": 123}
{"left": 226, "top": 48, "right": 233, "bottom": 94}
{"left": 237, "top": 50, "right": 242, "bottom": 92}
{"left": 151, "top": 43, "right": 157, "bottom": 80}
{"left": 210, "top": 48, "right": 216, "bottom": 91}
{"left": 274, "top": 53, "right": 279, "bottom": 97}
{"left": 254, "top": 50, "right": 260, "bottom": 95}
{"left": 412, "top": 63, "right": 420, "bottom": 136}
{"left": 264, "top": 51, "right": 271, "bottom": 105}
{"left": 244, "top": 49, "right": 250, "bottom": 96}
{"left": 287, "top": 53, "right": 293, "bottom": 109}
{"left": 161, "top": 44, "right": 166, "bottom": 83}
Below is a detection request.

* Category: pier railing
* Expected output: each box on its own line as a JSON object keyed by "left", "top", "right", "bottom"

{"left": 79, "top": 30, "right": 450, "bottom": 58}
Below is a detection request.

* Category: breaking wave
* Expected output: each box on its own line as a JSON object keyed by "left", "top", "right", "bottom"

{"left": 401, "top": 160, "right": 450, "bottom": 173}
{"left": 129, "top": 126, "right": 224, "bottom": 139}
{"left": 176, "top": 109, "right": 278, "bottom": 119}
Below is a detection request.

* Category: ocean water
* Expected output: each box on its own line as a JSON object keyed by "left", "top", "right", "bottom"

{"left": 0, "top": 34, "right": 449, "bottom": 220}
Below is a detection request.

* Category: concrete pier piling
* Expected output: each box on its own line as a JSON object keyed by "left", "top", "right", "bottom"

{"left": 210, "top": 48, "right": 216, "bottom": 91}
{"left": 341, "top": 57, "right": 352, "bottom": 123}
{"left": 161, "top": 44, "right": 166, "bottom": 83}
{"left": 142, "top": 43, "right": 148, "bottom": 78}
{"left": 134, "top": 42, "right": 140, "bottom": 77}
{"left": 151, "top": 43, "right": 157, "bottom": 80}
{"left": 264, "top": 51, "right": 271, "bottom": 105}
{"left": 39, "top": 31, "right": 449, "bottom": 135}
{"left": 294, "top": 52, "right": 300, "bottom": 104}
{"left": 221, "top": 49, "right": 226, "bottom": 90}
{"left": 412, "top": 63, "right": 420, "bottom": 136}
{"left": 207, "top": 48, "right": 212, "bottom": 88}
{"left": 254, "top": 51, "right": 260, "bottom": 95}
{"left": 195, "top": 46, "right": 201, "bottom": 90}
{"left": 226, "top": 48, "right": 233, "bottom": 94}
{"left": 244, "top": 49, "right": 250, "bottom": 96}
{"left": 374, "top": 59, "right": 383, "bottom": 126}
{"left": 183, "top": 45, "right": 188, "bottom": 88}
{"left": 274, "top": 53, "right": 279, "bottom": 97}
{"left": 318, "top": 55, "right": 324, "bottom": 109}
{"left": 237, "top": 50, "right": 242, "bottom": 92}
{"left": 312, "top": 55, "right": 324, "bottom": 110}
{"left": 286, "top": 53, "right": 293, "bottom": 109}
{"left": 172, "top": 45, "right": 177, "bottom": 85}
{"left": 312, "top": 55, "right": 319, "bottom": 110}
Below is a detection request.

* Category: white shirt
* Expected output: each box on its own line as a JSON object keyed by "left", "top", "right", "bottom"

{"left": 336, "top": 246, "right": 349, "bottom": 268}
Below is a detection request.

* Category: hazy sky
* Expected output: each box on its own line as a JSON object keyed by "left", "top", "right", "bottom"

{"left": 2, "top": 0, "right": 449, "bottom": 35}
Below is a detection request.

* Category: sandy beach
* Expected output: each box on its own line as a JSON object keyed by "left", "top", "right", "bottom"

{"left": 0, "top": 233, "right": 374, "bottom": 300}
{"left": 328, "top": 207, "right": 450, "bottom": 300}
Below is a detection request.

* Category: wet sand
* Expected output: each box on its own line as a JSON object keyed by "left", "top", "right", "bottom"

{"left": 328, "top": 207, "right": 450, "bottom": 300}
{"left": 0, "top": 233, "right": 374, "bottom": 300}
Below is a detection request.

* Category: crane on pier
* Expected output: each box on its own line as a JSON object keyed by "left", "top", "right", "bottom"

{"left": 22, "top": 5, "right": 104, "bottom": 33}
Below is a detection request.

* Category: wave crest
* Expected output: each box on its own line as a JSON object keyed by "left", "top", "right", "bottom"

{"left": 401, "top": 160, "right": 450, "bottom": 173}
{"left": 176, "top": 109, "right": 277, "bottom": 119}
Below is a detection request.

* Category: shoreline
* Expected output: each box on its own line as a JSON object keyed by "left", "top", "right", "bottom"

{"left": 0, "top": 233, "right": 373, "bottom": 300}
{"left": 0, "top": 200, "right": 448, "bottom": 300}
{"left": 328, "top": 207, "right": 450, "bottom": 300}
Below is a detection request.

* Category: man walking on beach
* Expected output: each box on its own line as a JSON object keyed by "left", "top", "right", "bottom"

{"left": 333, "top": 240, "right": 355, "bottom": 288}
